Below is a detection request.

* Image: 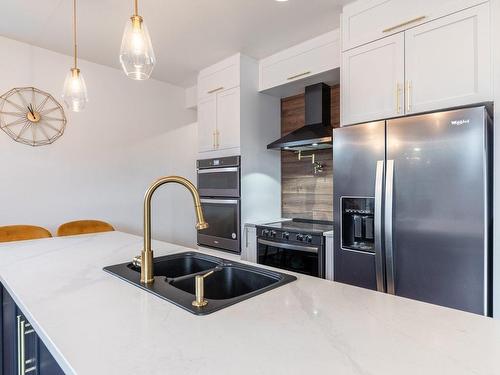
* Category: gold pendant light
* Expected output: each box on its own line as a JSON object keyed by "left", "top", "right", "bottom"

{"left": 62, "top": 0, "right": 88, "bottom": 112}
{"left": 119, "top": 0, "right": 156, "bottom": 80}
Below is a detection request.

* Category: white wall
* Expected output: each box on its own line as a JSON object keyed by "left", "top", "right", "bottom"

{"left": 0, "top": 36, "right": 199, "bottom": 248}
{"left": 491, "top": 0, "right": 500, "bottom": 318}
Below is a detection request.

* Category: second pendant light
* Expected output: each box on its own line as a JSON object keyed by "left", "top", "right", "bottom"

{"left": 119, "top": 0, "right": 156, "bottom": 80}
{"left": 62, "top": 0, "right": 88, "bottom": 112}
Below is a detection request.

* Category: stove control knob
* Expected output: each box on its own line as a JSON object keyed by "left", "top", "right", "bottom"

{"left": 296, "top": 234, "right": 304, "bottom": 242}
{"left": 282, "top": 232, "right": 289, "bottom": 240}
{"left": 270, "top": 230, "right": 277, "bottom": 237}
{"left": 305, "top": 235, "right": 313, "bottom": 243}
{"left": 262, "top": 229, "right": 270, "bottom": 237}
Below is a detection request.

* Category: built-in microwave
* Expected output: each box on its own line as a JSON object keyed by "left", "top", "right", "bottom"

{"left": 197, "top": 156, "right": 240, "bottom": 198}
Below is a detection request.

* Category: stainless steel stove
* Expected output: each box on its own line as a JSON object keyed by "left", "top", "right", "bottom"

{"left": 256, "top": 219, "right": 333, "bottom": 278}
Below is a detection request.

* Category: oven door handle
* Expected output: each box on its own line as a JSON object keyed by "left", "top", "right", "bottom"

{"left": 200, "top": 199, "right": 239, "bottom": 204}
{"left": 257, "top": 238, "right": 319, "bottom": 254}
{"left": 197, "top": 167, "right": 239, "bottom": 174}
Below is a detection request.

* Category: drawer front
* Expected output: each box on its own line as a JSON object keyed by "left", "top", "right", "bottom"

{"left": 260, "top": 32, "right": 340, "bottom": 91}
{"left": 198, "top": 63, "right": 240, "bottom": 101}
{"left": 341, "top": 0, "right": 487, "bottom": 51}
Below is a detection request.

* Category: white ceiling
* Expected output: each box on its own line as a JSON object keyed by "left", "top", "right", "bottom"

{"left": 1, "top": 0, "right": 350, "bottom": 87}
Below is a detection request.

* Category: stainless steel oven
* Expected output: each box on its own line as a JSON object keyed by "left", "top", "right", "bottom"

{"left": 197, "top": 156, "right": 241, "bottom": 254}
{"left": 256, "top": 220, "right": 329, "bottom": 278}
{"left": 197, "top": 156, "right": 240, "bottom": 198}
{"left": 257, "top": 237, "right": 325, "bottom": 278}
{"left": 197, "top": 198, "right": 240, "bottom": 253}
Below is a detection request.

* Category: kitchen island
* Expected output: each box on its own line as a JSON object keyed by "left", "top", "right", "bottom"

{"left": 0, "top": 231, "right": 499, "bottom": 374}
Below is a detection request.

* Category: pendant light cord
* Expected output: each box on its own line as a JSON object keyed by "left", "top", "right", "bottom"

{"left": 73, "top": 0, "right": 77, "bottom": 69}
{"left": 134, "top": 0, "right": 138, "bottom": 16}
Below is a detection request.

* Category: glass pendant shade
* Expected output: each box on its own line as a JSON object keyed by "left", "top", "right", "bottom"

{"left": 62, "top": 68, "right": 88, "bottom": 112}
{"left": 119, "top": 16, "right": 156, "bottom": 80}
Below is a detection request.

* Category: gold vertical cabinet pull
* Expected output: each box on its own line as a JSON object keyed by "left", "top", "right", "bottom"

{"left": 17, "top": 315, "right": 26, "bottom": 375}
{"left": 382, "top": 16, "right": 426, "bottom": 33}
{"left": 215, "top": 130, "right": 220, "bottom": 149}
{"left": 287, "top": 71, "right": 311, "bottom": 81}
{"left": 212, "top": 131, "right": 216, "bottom": 149}
{"left": 405, "top": 81, "right": 412, "bottom": 112}
{"left": 207, "top": 86, "right": 224, "bottom": 94}
{"left": 395, "top": 83, "right": 402, "bottom": 114}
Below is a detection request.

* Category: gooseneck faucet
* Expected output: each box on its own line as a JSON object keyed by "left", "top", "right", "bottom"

{"left": 139, "top": 176, "right": 208, "bottom": 284}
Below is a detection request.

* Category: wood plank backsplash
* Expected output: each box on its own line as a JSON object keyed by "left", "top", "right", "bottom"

{"left": 281, "top": 85, "right": 340, "bottom": 221}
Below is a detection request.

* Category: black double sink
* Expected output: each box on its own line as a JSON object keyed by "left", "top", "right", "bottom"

{"left": 104, "top": 252, "right": 296, "bottom": 315}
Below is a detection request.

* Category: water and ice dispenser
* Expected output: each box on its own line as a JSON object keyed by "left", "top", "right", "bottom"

{"left": 341, "top": 197, "right": 375, "bottom": 253}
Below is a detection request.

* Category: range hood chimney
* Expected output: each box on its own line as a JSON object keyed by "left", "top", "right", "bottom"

{"left": 267, "top": 83, "right": 332, "bottom": 151}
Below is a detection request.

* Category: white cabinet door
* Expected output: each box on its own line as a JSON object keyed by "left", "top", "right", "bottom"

{"left": 341, "top": 33, "right": 405, "bottom": 126}
{"left": 197, "top": 95, "right": 217, "bottom": 153}
{"left": 341, "top": 0, "right": 487, "bottom": 51}
{"left": 198, "top": 56, "right": 240, "bottom": 102}
{"left": 216, "top": 87, "right": 240, "bottom": 151}
{"left": 405, "top": 3, "right": 491, "bottom": 114}
{"left": 259, "top": 30, "right": 340, "bottom": 92}
{"left": 242, "top": 226, "right": 257, "bottom": 263}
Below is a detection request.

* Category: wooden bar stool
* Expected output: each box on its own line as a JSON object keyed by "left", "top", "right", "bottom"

{"left": 0, "top": 225, "right": 52, "bottom": 243}
{"left": 56, "top": 220, "right": 115, "bottom": 237}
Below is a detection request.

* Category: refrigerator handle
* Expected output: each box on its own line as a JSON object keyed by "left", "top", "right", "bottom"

{"left": 385, "top": 160, "right": 396, "bottom": 294}
{"left": 374, "top": 160, "right": 385, "bottom": 292}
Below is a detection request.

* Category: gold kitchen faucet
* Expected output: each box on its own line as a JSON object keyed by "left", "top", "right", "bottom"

{"left": 138, "top": 176, "right": 208, "bottom": 284}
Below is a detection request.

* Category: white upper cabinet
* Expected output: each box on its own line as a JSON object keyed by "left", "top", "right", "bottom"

{"left": 341, "top": 33, "right": 404, "bottom": 125}
{"left": 197, "top": 95, "right": 217, "bottom": 153}
{"left": 216, "top": 87, "right": 241, "bottom": 151}
{"left": 198, "top": 55, "right": 240, "bottom": 102}
{"left": 404, "top": 3, "right": 491, "bottom": 114}
{"left": 342, "top": 0, "right": 488, "bottom": 51}
{"left": 259, "top": 30, "right": 340, "bottom": 96}
{"left": 341, "top": 2, "right": 492, "bottom": 126}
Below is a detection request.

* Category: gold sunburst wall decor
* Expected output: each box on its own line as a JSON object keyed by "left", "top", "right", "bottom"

{"left": 0, "top": 87, "right": 67, "bottom": 147}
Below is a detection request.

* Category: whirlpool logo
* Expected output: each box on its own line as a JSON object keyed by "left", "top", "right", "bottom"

{"left": 450, "top": 119, "right": 470, "bottom": 126}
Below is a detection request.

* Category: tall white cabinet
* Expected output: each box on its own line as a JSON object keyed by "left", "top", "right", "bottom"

{"left": 196, "top": 54, "right": 282, "bottom": 251}
{"left": 341, "top": 0, "right": 492, "bottom": 125}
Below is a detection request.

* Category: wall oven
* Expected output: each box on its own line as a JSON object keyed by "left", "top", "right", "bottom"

{"left": 197, "top": 156, "right": 241, "bottom": 254}
{"left": 197, "top": 156, "right": 240, "bottom": 198}
{"left": 198, "top": 198, "right": 240, "bottom": 253}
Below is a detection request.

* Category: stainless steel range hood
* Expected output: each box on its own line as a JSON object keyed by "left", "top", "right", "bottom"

{"left": 267, "top": 83, "right": 332, "bottom": 151}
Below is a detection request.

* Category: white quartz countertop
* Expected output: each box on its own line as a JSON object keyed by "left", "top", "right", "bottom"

{"left": 0, "top": 232, "right": 499, "bottom": 375}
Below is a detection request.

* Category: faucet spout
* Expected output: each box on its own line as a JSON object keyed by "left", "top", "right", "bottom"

{"left": 140, "top": 176, "right": 208, "bottom": 284}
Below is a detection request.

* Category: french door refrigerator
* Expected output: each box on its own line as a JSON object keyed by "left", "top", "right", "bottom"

{"left": 333, "top": 106, "right": 492, "bottom": 316}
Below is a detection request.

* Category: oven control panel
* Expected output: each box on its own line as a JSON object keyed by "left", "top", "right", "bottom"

{"left": 257, "top": 227, "right": 323, "bottom": 246}
{"left": 197, "top": 155, "right": 240, "bottom": 169}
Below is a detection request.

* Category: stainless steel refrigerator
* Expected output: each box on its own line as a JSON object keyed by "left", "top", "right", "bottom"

{"left": 333, "top": 106, "right": 492, "bottom": 316}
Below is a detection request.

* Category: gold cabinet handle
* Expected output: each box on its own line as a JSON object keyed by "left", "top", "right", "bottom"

{"left": 383, "top": 16, "right": 426, "bottom": 33}
{"left": 207, "top": 86, "right": 224, "bottom": 94}
{"left": 396, "top": 83, "right": 402, "bottom": 114}
{"left": 287, "top": 71, "right": 311, "bottom": 80}
{"left": 215, "top": 129, "right": 220, "bottom": 149}
{"left": 212, "top": 131, "right": 216, "bottom": 149}
{"left": 406, "top": 81, "right": 412, "bottom": 112}
{"left": 17, "top": 315, "right": 26, "bottom": 375}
